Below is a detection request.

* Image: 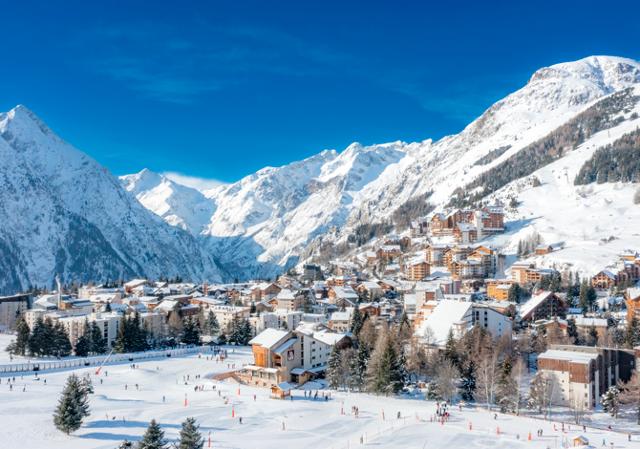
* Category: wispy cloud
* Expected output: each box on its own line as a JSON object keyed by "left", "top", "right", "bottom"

{"left": 84, "top": 22, "right": 348, "bottom": 103}
{"left": 162, "top": 171, "right": 226, "bottom": 191}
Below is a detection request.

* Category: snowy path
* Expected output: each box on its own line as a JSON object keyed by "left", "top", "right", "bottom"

{"left": 0, "top": 348, "right": 637, "bottom": 449}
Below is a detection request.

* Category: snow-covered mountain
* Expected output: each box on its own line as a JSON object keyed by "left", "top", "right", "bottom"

{"left": 120, "top": 169, "right": 216, "bottom": 234}
{"left": 125, "top": 55, "right": 640, "bottom": 278}
{"left": 0, "top": 106, "right": 223, "bottom": 293}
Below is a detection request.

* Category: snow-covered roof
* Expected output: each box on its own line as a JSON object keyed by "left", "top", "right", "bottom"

{"left": 538, "top": 349, "right": 598, "bottom": 365}
{"left": 417, "top": 299, "right": 473, "bottom": 345}
{"left": 249, "top": 328, "right": 290, "bottom": 349}
{"left": 519, "top": 291, "right": 555, "bottom": 319}
{"left": 329, "top": 308, "right": 354, "bottom": 322}
{"left": 331, "top": 286, "right": 358, "bottom": 299}
{"left": 276, "top": 289, "right": 296, "bottom": 300}
{"left": 573, "top": 317, "right": 608, "bottom": 327}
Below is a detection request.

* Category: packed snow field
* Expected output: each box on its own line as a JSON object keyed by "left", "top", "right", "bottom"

{"left": 0, "top": 347, "right": 636, "bottom": 449}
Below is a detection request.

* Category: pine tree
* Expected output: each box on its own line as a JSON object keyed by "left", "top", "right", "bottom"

{"left": 205, "top": 310, "right": 220, "bottom": 336}
{"left": 53, "top": 321, "right": 72, "bottom": 357}
{"left": 326, "top": 347, "right": 343, "bottom": 389}
{"left": 601, "top": 385, "right": 621, "bottom": 418}
{"left": 177, "top": 417, "right": 204, "bottom": 449}
{"left": 138, "top": 419, "right": 167, "bottom": 449}
{"left": 625, "top": 317, "right": 640, "bottom": 348}
{"left": 8, "top": 315, "right": 30, "bottom": 356}
{"left": 53, "top": 374, "right": 90, "bottom": 434}
{"left": 366, "top": 329, "right": 404, "bottom": 395}
{"left": 495, "top": 360, "right": 518, "bottom": 413}
{"left": 349, "top": 343, "right": 370, "bottom": 391}
{"left": 240, "top": 319, "right": 253, "bottom": 345}
{"left": 350, "top": 306, "right": 364, "bottom": 337}
{"left": 443, "top": 329, "right": 458, "bottom": 366}
{"left": 28, "top": 317, "right": 46, "bottom": 356}
{"left": 89, "top": 321, "right": 107, "bottom": 354}
{"left": 567, "top": 317, "right": 578, "bottom": 343}
{"left": 181, "top": 317, "right": 201, "bottom": 345}
{"left": 113, "top": 315, "right": 129, "bottom": 353}
{"left": 579, "top": 281, "right": 596, "bottom": 314}
{"left": 75, "top": 319, "right": 92, "bottom": 357}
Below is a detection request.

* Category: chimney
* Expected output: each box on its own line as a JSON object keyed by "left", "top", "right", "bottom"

{"left": 55, "top": 275, "right": 62, "bottom": 309}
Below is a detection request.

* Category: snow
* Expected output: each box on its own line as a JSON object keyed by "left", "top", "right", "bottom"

{"left": 248, "top": 328, "right": 289, "bottom": 348}
{"left": 416, "top": 299, "right": 473, "bottom": 345}
{"left": 0, "top": 106, "right": 223, "bottom": 293}
{"left": 538, "top": 349, "right": 599, "bottom": 364}
{"left": 117, "top": 55, "right": 640, "bottom": 280}
{"left": 0, "top": 348, "right": 637, "bottom": 449}
{"left": 519, "top": 291, "right": 554, "bottom": 320}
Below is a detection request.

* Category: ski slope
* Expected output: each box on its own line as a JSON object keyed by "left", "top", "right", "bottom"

{"left": 0, "top": 346, "right": 637, "bottom": 449}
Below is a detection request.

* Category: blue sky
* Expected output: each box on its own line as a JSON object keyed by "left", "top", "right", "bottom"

{"left": 1, "top": 1, "right": 638, "bottom": 186}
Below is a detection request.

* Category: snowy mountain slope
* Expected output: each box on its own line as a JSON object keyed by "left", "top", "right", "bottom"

{"left": 120, "top": 169, "right": 216, "bottom": 234}
{"left": 121, "top": 55, "right": 640, "bottom": 278}
{"left": 0, "top": 106, "right": 223, "bottom": 293}
{"left": 480, "top": 93, "right": 640, "bottom": 276}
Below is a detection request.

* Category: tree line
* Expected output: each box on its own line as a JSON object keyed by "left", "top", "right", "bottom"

{"left": 449, "top": 88, "right": 639, "bottom": 208}
{"left": 574, "top": 127, "right": 640, "bottom": 185}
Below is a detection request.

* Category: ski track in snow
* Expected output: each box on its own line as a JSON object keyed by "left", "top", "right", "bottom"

{"left": 0, "top": 347, "right": 637, "bottom": 449}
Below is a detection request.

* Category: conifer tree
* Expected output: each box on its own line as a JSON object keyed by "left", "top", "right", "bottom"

{"left": 205, "top": 310, "right": 220, "bottom": 336}
{"left": 177, "top": 417, "right": 204, "bottom": 449}
{"left": 349, "top": 342, "right": 369, "bottom": 391}
{"left": 443, "top": 329, "right": 459, "bottom": 366}
{"left": 138, "top": 419, "right": 167, "bottom": 449}
{"left": 52, "top": 321, "right": 72, "bottom": 357}
{"left": 90, "top": 321, "right": 107, "bottom": 354}
{"left": 181, "top": 317, "right": 201, "bottom": 345}
{"left": 350, "top": 306, "right": 364, "bottom": 337}
{"left": 567, "top": 317, "right": 578, "bottom": 344}
{"left": 601, "top": 385, "right": 621, "bottom": 418}
{"left": 326, "top": 346, "right": 343, "bottom": 389}
{"left": 625, "top": 316, "right": 640, "bottom": 348}
{"left": 366, "top": 329, "right": 404, "bottom": 395}
{"left": 75, "top": 319, "right": 92, "bottom": 357}
{"left": 8, "top": 315, "right": 30, "bottom": 356}
{"left": 53, "top": 374, "right": 90, "bottom": 434}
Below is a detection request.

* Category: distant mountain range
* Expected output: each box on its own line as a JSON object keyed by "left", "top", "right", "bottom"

{"left": 2, "top": 55, "right": 640, "bottom": 293}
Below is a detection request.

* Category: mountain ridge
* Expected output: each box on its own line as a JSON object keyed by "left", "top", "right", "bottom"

{"left": 2, "top": 55, "right": 640, "bottom": 291}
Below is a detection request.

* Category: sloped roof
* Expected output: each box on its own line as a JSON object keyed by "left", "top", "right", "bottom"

{"left": 417, "top": 299, "right": 473, "bottom": 345}
{"left": 248, "top": 328, "right": 290, "bottom": 349}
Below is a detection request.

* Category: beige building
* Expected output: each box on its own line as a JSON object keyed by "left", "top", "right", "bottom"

{"left": 0, "top": 294, "right": 30, "bottom": 330}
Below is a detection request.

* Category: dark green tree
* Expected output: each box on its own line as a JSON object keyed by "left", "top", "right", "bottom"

{"left": 350, "top": 306, "right": 364, "bottom": 337}
{"left": 8, "top": 314, "right": 30, "bottom": 355}
{"left": 177, "top": 417, "right": 204, "bottom": 449}
{"left": 53, "top": 374, "right": 90, "bottom": 434}
{"left": 138, "top": 419, "right": 167, "bottom": 449}
{"left": 181, "top": 317, "right": 201, "bottom": 346}
{"left": 205, "top": 310, "right": 220, "bottom": 336}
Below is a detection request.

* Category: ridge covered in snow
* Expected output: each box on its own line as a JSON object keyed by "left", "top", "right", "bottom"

{"left": 0, "top": 106, "right": 223, "bottom": 293}
{"left": 123, "top": 55, "right": 640, "bottom": 278}
{"left": 2, "top": 55, "right": 640, "bottom": 290}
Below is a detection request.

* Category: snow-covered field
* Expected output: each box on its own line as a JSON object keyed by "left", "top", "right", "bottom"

{"left": 1, "top": 343, "right": 637, "bottom": 449}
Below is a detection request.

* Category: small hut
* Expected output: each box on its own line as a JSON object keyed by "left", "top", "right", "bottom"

{"left": 270, "top": 382, "right": 293, "bottom": 399}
